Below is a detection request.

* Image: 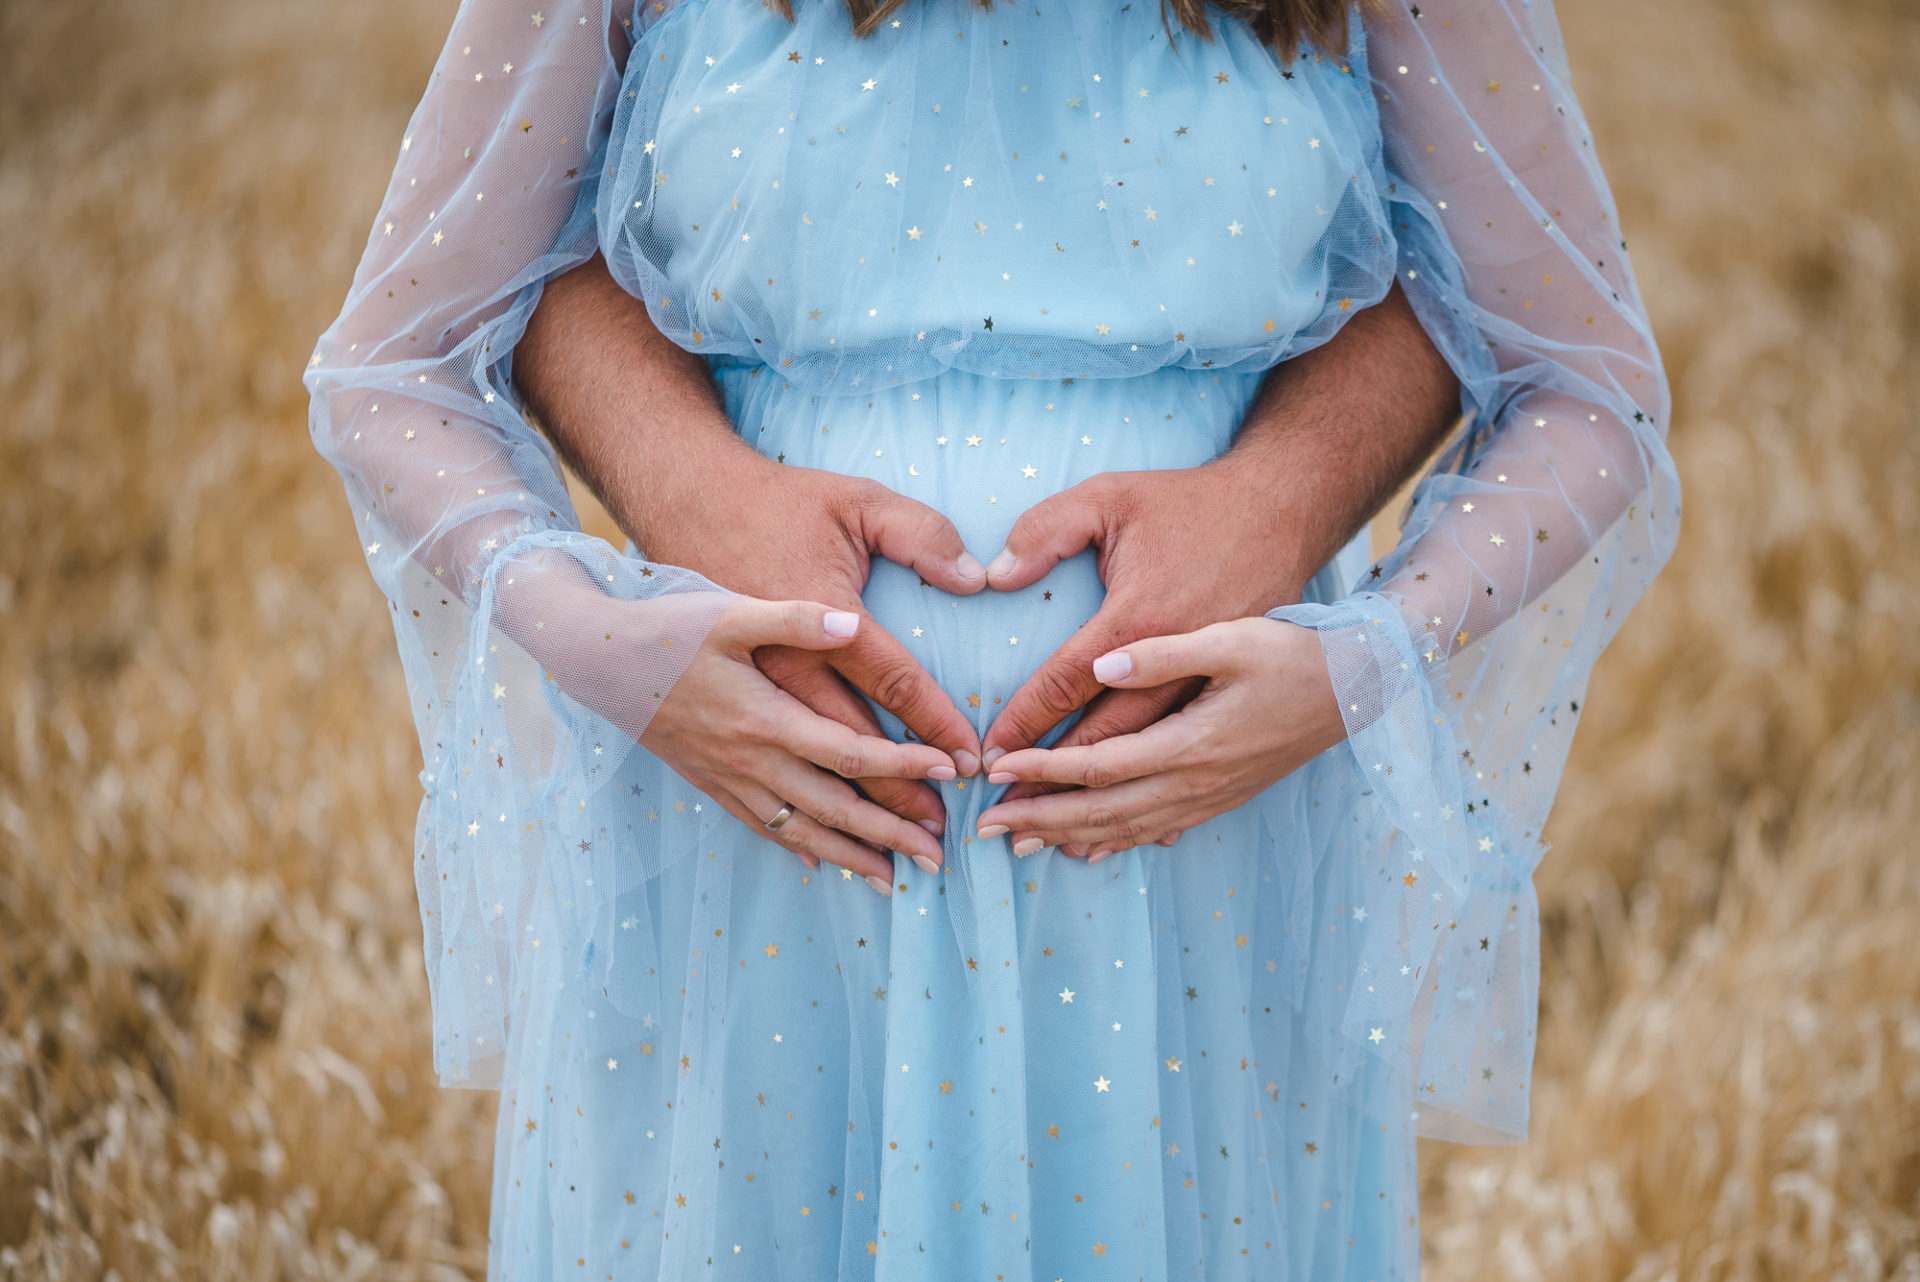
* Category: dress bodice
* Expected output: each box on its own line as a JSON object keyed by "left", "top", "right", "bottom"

{"left": 599, "top": 0, "right": 1400, "bottom": 392}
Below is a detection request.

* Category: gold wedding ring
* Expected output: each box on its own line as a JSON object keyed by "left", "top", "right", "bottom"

{"left": 764, "top": 803, "right": 796, "bottom": 833}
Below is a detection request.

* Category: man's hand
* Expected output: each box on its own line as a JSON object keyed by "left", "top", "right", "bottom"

{"left": 641, "top": 444, "right": 990, "bottom": 811}
{"left": 981, "top": 283, "right": 1461, "bottom": 852}
{"left": 516, "top": 255, "right": 985, "bottom": 844}
{"left": 979, "top": 456, "right": 1313, "bottom": 775}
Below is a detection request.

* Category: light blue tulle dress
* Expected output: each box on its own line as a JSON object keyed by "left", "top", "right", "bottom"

{"left": 305, "top": 0, "right": 1679, "bottom": 1277}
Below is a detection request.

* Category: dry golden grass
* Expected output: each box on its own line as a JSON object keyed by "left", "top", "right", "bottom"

{"left": 1, "top": 0, "right": 1915, "bottom": 1277}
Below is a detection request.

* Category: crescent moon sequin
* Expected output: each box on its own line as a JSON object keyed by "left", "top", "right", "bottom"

{"left": 909, "top": 463, "right": 920, "bottom": 475}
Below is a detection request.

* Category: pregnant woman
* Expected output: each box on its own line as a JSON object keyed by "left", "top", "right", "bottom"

{"left": 305, "top": 0, "right": 1679, "bottom": 1277}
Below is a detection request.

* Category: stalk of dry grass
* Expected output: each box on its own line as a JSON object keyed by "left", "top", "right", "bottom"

{"left": 0, "top": 0, "right": 1915, "bottom": 1278}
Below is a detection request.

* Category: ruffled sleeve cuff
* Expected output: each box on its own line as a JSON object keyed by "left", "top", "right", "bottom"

{"left": 1267, "top": 596, "right": 1543, "bottom": 1144}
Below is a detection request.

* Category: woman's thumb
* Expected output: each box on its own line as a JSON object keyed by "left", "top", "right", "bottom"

{"left": 1090, "top": 622, "right": 1236, "bottom": 687}
{"left": 717, "top": 596, "right": 863, "bottom": 652}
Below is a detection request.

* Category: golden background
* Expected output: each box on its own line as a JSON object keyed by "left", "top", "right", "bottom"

{"left": 2, "top": 0, "right": 1916, "bottom": 1276}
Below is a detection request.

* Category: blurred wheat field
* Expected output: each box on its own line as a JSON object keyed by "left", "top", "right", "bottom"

{"left": 1, "top": 0, "right": 1916, "bottom": 1276}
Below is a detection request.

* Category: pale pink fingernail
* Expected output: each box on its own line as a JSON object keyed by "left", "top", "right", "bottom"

{"left": 1092, "top": 651, "right": 1132, "bottom": 683}
{"left": 988, "top": 771, "right": 1016, "bottom": 784}
{"left": 912, "top": 855, "right": 941, "bottom": 875}
{"left": 918, "top": 817, "right": 945, "bottom": 836}
{"left": 977, "top": 823, "right": 1009, "bottom": 839}
{"left": 1087, "top": 849, "right": 1112, "bottom": 866}
{"left": 927, "top": 764, "right": 957, "bottom": 781}
{"left": 866, "top": 874, "right": 894, "bottom": 897}
{"left": 987, "top": 550, "right": 1017, "bottom": 578}
{"left": 1012, "top": 837, "right": 1044, "bottom": 857}
{"left": 954, "top": 750, "right": 981, "bottom": 777}
{"left": 955, "top": 552, "right": 987, "bottom": 581}
{"left": 981, "top": 747, "right": 1006, "bottom": 769}
{"left": 824, "top": 610, "right": 861, "bottom": 638}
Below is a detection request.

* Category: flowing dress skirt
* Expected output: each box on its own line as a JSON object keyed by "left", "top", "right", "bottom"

{"left": 486, "top": 357, "right": 1420, "bottom": 1281}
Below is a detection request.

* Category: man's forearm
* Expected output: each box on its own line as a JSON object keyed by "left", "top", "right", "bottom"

{"left": 515, "top": 253, "right": 759, "bottom": 565}
{"left": 520, "top": 259, "right": 1459, "bottom": 593}
{"left": 1215, "top": 283, "right": 1461, "bottom": 593}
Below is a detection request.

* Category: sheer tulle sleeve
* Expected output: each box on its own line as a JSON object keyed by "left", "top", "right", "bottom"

{"left": 303, "top": 0, "right": 731, "bottom": 1088}
{"left": 1267, "top": 0, "right": 1681, "bottom": 1143}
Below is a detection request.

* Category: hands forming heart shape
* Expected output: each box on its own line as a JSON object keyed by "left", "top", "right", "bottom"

{"left": 516, "top": 261, "right": 1454, "bottom": 881}
{"left": 635, "top": 441, "right": 1342, "bottom": 871}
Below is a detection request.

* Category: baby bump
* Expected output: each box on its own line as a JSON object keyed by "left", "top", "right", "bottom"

{"left": 711, "top": 361, "right": 1264, "bottom": 736}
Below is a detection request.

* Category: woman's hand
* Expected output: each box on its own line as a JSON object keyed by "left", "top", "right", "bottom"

{"left": 972, "top": 617, "right": 1349, "bottom": 862}
{"left": 637, "top": 596, "right": 958, "bottom": 893}
{"left": 508, "top": 569, "right": 954, "bottom": 895}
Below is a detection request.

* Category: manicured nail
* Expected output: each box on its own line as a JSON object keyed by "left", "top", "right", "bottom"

{"left": 955, "top": 552, "right": 987, "bottom": 581}
{"left": 981, "top": 747, "right": 1006, "bottom": 770}
{"left": 1092, "top": 651, "right": 1132, "bottom": 683}
{"left": 799, "top": 853, "right": 820, "bottom": 871}
{"left": 927, "top": 764, "right": 957, "bottom": 781}
{"left": 918, "top": 817, "right": 945, "bottom": 836}
{"left": 912, "top": 855, "right": 941, "bottom": 875}
{"left": 866, "top": 874, "right": 894, "bottom": 897}
{"left": 1012, "top": 836, "right": 1044, "bottom": 857}
{"left": 1087, "top": 849, "right": 1112, "bottom": 865}
{"left": 988, "top": 771, "right": 1017, "bottom": 784}
{"left": 954, "top": 750, "right": 981, "bottom": 777}
{"left": 977, "top": 823, "right": 1010, "bottom": 839}
{"left": 824, "top": 610, "right": 861, "bottom": 638}
{"left": 987, "top": 550, "right": 1017, "bottom": 578}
